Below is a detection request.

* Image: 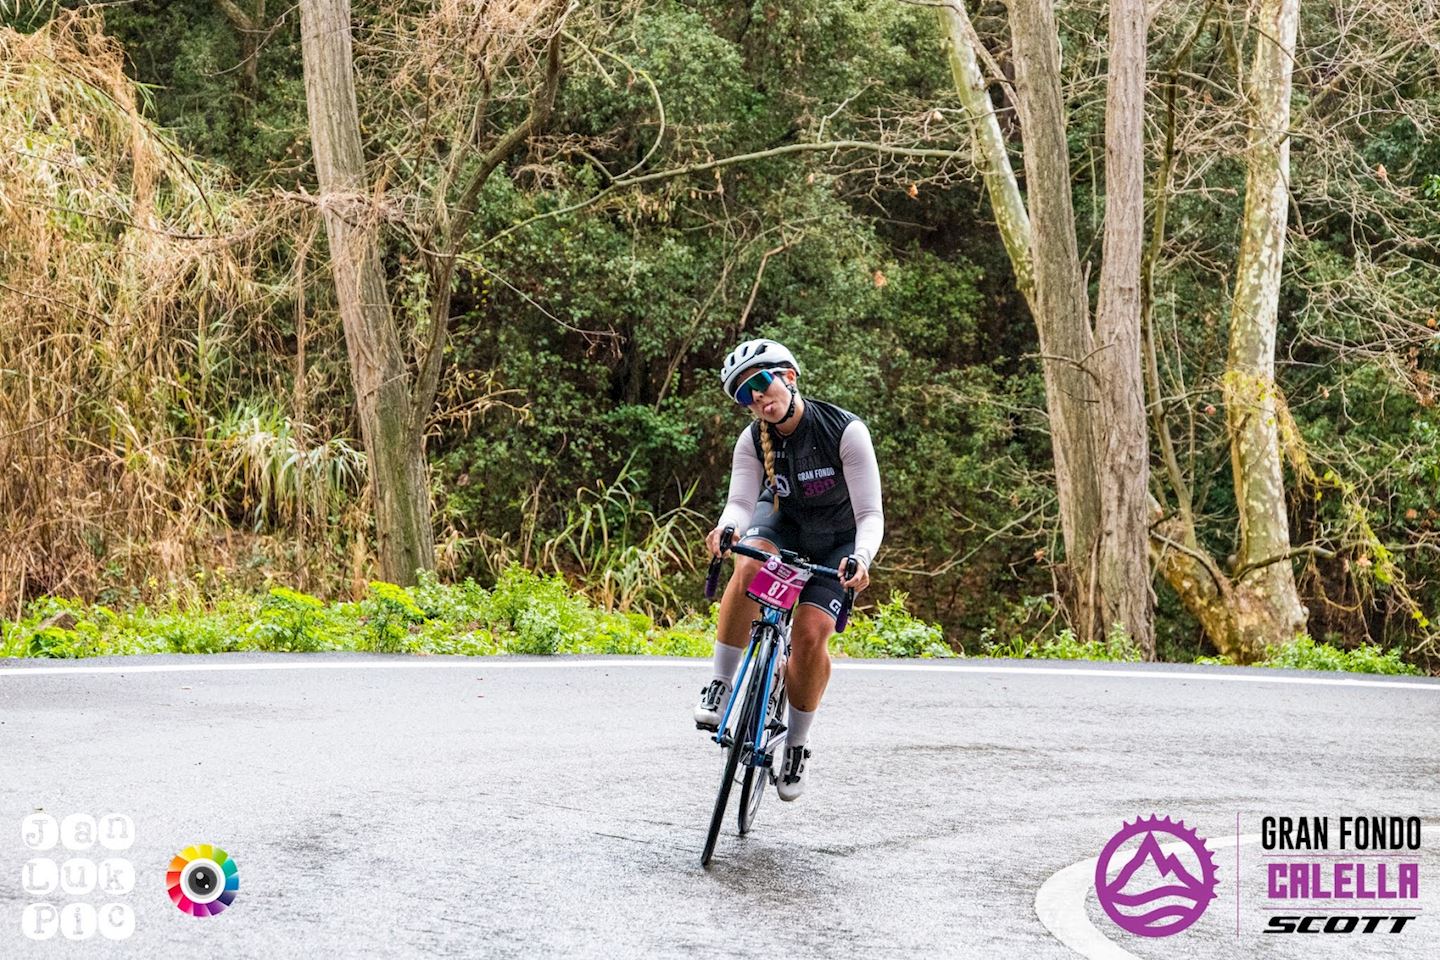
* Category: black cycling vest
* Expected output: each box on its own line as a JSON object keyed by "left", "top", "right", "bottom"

{"left": 749, "top": 398, "right": 860, "bottom": 531}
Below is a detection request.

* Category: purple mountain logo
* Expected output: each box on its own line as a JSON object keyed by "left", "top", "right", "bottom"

{"left": 1094, "top": 815, "right": 1218, "bottom": 937}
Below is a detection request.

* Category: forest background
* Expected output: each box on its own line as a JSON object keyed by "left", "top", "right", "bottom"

{"left": 2, "top": 0, "right": 1438, "bottom": 671}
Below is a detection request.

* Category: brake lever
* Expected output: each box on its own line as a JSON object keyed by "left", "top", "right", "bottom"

{"left": 704, "top": 526, "right": 735, "bottom": 600}
{"left": 833, "top": 556, "right": 858, "bottom": 633}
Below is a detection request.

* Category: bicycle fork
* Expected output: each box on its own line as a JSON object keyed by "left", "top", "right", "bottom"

{"left": 713, "top": 614, "right": 790, "bottom": 765}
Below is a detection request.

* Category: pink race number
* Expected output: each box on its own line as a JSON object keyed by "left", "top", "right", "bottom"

{"left": 744, "top": 557, "right": 812, "bottom": 612}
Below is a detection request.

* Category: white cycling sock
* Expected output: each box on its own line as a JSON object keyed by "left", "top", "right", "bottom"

{"left": 785, "top": 705, "right": 816, "bottom": 748}
{"left": 712, "top": 642, "right": 744, "bottom": 687}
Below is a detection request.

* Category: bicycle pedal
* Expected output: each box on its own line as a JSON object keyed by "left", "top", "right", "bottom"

{"left": 695, "top": 720, "right": 718, "bottom": 732}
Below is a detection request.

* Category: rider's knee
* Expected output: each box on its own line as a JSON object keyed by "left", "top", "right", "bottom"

{"left": 791, "top": 616, "right": 833, "bottom": 652}
{"left": 734, "top": 553, "right": 763, "bottom": 574}
{"left": 730, "top": 554, "right": 764, "bottom": 584}
{"left": 729, "top": 538, "right": 776, "bottom": 585}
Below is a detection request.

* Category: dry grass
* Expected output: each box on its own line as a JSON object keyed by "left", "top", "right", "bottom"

{"left": 0, "top": 12, "right": 362, "bottom": 613}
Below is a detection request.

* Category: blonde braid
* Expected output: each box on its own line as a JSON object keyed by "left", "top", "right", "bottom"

{"left": 756, "top": 416, "right": 780, "bottom": 510}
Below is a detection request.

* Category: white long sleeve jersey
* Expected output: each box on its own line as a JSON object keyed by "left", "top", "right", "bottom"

{"left": 715, "top": 398, "right": 884, "bottom": 568}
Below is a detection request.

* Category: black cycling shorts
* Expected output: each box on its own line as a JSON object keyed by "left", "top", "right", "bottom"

{"left": 739, "top": 498, "right": 856, "bottom": 622}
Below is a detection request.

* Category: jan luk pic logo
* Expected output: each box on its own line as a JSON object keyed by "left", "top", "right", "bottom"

{"left": 19, "top": 812, "right": 137, "bottom": 941}
{"left": 1095, "top": 815, "right": 1219, "bottom": 937}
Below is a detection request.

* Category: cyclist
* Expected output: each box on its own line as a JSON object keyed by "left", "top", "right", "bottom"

{"left": 694, "top": 338, "right": 884, "bottom": 801}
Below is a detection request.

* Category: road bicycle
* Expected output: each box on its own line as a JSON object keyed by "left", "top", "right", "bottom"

{"left": 698, "top": 526, "right": 856, "bottom": 867}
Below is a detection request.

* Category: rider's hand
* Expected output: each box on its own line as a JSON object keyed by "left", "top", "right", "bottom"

{"left": 705, "top": 525, "right": 730, "bottom": 559}
{"left": 838, "top": 556, "right": 869, "bottom": 593}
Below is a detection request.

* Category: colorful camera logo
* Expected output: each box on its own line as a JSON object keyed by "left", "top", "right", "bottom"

{"left": 166, "top": 844, "right": 239, "bottom": 917}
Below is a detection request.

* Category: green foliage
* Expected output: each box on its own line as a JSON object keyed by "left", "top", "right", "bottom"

{"left": 8, "top": 598, "right": 118, "bottom": 658}
{"left": 1, "top": 566, "right": 950, "bottom": 662}
{"left": 830, "top": 591, "right": 953, "bottom": 659}
{"left": 421, "top": 0, "right": 1049, "bottom": 645}
{"left": 210, "top": 403, "right": 367, "bottom": 533}
{"left": 0, "top": 578, "right": 1420, "bottom": 675}
{"left": 361, "top": 581, "right": 427, "bottom": 654}
{"left": 410, "top": 569, "right": 491, "bottom": 623}
{"left": 247, "top": 587, "right": 328, "bottom": 652}
{"left": 1, "top": 1, "right": 60, "bottom": 31}
{"left": 3, "top": 595, "right": 255, "bottom": 658}
{"left": 534, "top": 454, "right": 707, "bottom": 617}
{"left": 478, "top": 566, "right": 584, "bottom": 655}
{"left": 1255, "top": 635, "right": 1420, "bottom": 675}
{"left": 95, "top": 0, "right": 308, "bottom": 180}
{"left": 133, "top": 609, "right": 246, "bottom": 656}
{"left": 980, "top": 622, "right": 1144, "bottom": 663}
{"left": 1197, "top": 636, "right": 1420, "bottom": 675}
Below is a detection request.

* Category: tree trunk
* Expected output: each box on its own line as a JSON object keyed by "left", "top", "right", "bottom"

{"left": 1093, "top": 0, "right": 1154, "bottom": 655}
{"left": 1150, "top": 0, "right": 1308, "bottom": 663}
{"left": 1004, "top": 0, "right": 1105, "bottom": 641}
{"left": 942, "top": 0, "right": 1306, "bottom": 660}
{"left": 1221, "top": 0, "right": 1306, "bottom": 651}
{"left": 935, "top": 5, "right": 1034, "bottom": 304}
{"left": 299, "top": 0, "right": 433, "bottom": 585}
{"left": 215, "top": 0, "right": 263, "bottom": 100}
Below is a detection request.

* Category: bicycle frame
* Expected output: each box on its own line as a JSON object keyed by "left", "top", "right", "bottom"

{"left": 712, "top": 606, "right": 789, "bottom": 764}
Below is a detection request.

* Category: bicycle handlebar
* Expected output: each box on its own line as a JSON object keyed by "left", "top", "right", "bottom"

{"left": 703, "top": 526, "right": 858, "bottom": 632}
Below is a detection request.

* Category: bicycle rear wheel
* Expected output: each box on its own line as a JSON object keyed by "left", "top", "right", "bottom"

{"left": 701, "top": 668, "right": 756, "bottom": 866}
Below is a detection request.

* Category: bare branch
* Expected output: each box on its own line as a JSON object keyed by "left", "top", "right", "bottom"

{"left": 1232, "top": 544, "right": 1338, "bottom": 584}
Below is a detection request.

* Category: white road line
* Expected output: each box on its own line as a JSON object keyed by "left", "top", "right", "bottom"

{"left": 835, "top": 663, "right": 1440, "bottom": 691}
{"left": 0, "top": 659, "right": 684, "bottom": 677}
{"left": 1035, "top": 857, "right": 1142, "bottom": 960}
{"left": 1036, "top": 827, "right": 1438, "bottom": 959}
{"left": 0, "top": 657, "right": 1437, "bottom": 689}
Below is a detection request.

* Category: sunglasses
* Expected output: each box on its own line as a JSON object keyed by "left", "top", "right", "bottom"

{"left": 733, "top": 369, "right": 787, "bottom": 406}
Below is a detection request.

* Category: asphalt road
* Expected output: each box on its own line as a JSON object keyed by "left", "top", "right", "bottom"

{"left": 1, "top": 654, "right": 1437, "bottom": 958}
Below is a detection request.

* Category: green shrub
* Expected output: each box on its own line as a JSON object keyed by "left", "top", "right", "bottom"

{"left": 1257, "top": 635, "right": 1419, "bottom": 675}
{"left": 411, "top": 569, "right": 491, "bottom": 623}
{"left": 361, "top": 581, "right": 427, "bottom": 654}
{"left": 423, "top": 626, "right": 503, "bottom": 656}
{"left": 831, "top": 591, "right": 953, "bottom": 659}
{"left": 6, "top": 598, "right": 117, "bottom": 658}
{"left": 0, "top": 619, "right": 19, "bottom": 658}
{"left": 1196, "top": 636, "right": 1418, "bottom": 675}
{"left": 138, "top": 611, "right": 239, "bottom": 655}
{"left": 247, "top": 587, "right": 328, "bottom": 652}
{"left": 557, "top": 611, "right": 648, "bottom": 655}
{"left": 647, "top": 607, "right": 716, "bottom": 657}
{"left": 648, "top": 628, "right": 713, "bottom": 658}
{"left": 0, "top": 564, "right": 949, "bottom": 663}
{"left": 510, "top": 604, "right": 566, "bottom": 655}
{"left": 484, "top": 566, "right": 588, "bottom": 654}
{"left": 980, "top": 623, "right": 1142, "bottom": 662}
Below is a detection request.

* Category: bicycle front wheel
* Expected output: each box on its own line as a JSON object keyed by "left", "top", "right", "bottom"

{"left": 738, "top": 693, "right": 779, "bottom": 835}
{"left": 739, "top": 654, "right": 786, "bottom": 834}
{"left": 701, "top": 675, "right": 754, "bottom": 866}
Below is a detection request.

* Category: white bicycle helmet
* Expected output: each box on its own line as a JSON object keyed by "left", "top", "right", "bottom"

{"left": 719, "top": 338, "right": 800, "bottom": 400}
